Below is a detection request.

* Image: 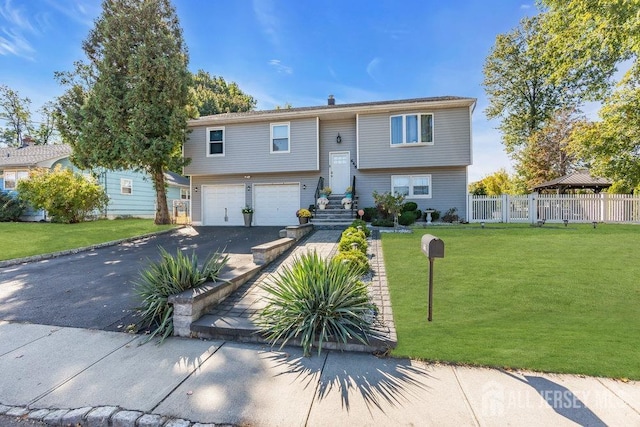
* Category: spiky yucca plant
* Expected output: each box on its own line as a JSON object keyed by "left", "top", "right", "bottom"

{"left": 258, "top": 251, "right": 380, "bottom": 356}
{"left": 135, "top": 247, "right": 228, "bottom": 342}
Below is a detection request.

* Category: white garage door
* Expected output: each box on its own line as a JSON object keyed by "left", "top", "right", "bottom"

{"left": 202, "top": 184, "right": 246, "bottom": 226}
{"left": 254, "top": 183, "right": 300, "bottom": 226}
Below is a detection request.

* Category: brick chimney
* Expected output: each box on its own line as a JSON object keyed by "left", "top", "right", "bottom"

{"left": 327, "top": 94, "right": 335, "bottom": 106}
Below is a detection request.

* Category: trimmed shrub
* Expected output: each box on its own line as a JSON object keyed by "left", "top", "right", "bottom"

{"left": 334, "top": 249, "right": 370, "bottom": 275}
{"left": 258, "top": 251, "right": 380, "bottom": 356}
{"left": 350, "top": 219, "right": 371, "bottom": 237}
{"left": 342, "top": 227, "right": 366, "bottom": 240}
{"left": 17, "top": 165, "right": 108, "bottom": 223}
{"left": 372, "top": 218, "right": 394, "bottom": 227}
{"left": 398, "top": 211, "right": 417, "bottom": 226}
{"left": 338, "top": 234, "right": 367, "bottom": 255}
{"left": 415, "top": 209, "right": 422, "bottom": 220}
{"left": 402, "top": 201, "right": 418, "bottom": 212}
{"left": 362, "top": 207, "right": 378, "bottom": 222}
{"left": 134, "top": 247, "right": 229, "bottom": 342}
{"left": 0, "top": 191, "right": 26, "bottom": 222}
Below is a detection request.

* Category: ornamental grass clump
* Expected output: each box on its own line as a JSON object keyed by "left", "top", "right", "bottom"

{"left": 258, "top": 251, "right": 381, "bottom": 356}
{"left": 135, "top": 247, "right": 228, "bottom": 342}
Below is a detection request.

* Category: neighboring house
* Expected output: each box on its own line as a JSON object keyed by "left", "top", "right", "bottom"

{"left": 0, "top": 143, "right": 190, "bottom": 221}
{"left": 183, "top": 95, "right": 476, "bottom": 226}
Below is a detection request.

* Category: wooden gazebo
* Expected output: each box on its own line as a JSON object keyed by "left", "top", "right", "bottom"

{"left": 532, "top": 171, "right": 612, "bottom": 194}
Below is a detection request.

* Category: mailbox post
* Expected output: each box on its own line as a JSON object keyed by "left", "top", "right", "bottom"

{"left": 421, "top": 234, "right": 445, "bottom": 321}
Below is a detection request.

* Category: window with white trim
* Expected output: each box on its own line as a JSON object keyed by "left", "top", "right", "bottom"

{"left": 392, "top": 174, "right": 431, "bottom": 198}
{"left": 270, "top": 122, "right": 290, "bottom": 153}
{"left": 390, "top": 113, "right": 433, "bottom": 145}
{"left": 206, "top": 127, "right": 225, "bottom": 156}
{"left": 3, "top": 170, "right": 29, "bottom": 190}
{"left": 180, "top": 188, "right": 190, "bottom": 200}
{"left": 120, "top": 178, "right": 133, "bottom": 195}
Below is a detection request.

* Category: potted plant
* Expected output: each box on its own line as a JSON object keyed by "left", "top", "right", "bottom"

{"left": 317, "top": 197, "right": 329, "bottom": 210}
{"left": 341, "top": 197, "right": 352, "bottom": 210}
{"left": 344, "top": 186, "right": 353, "bottom": 199}
{"left": 321, "top": 186, "right": 332, "bottom": 197}
{"left": 242, "top": 206, "right": 253, "bottom": 227}
{"left": 296, "top": 208, "right": 312, "bottom": 224}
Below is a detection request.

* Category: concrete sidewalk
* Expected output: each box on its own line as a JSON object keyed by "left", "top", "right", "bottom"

{"left": 1, "top": 322, "right": 639, "bottom": 426}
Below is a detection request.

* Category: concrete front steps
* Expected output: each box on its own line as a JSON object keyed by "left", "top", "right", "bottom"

{"left": 311, "top": 194, "right": 357, "bottom": 228}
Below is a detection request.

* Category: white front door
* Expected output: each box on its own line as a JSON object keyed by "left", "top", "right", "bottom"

{"left": 329, "top": 151, "right": 350, "bottom": 194}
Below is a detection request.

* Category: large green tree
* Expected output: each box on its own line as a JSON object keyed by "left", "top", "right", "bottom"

{"left": 468, "top": 169, "right": 522, "bottom": 196}
{"left": 483, "top": 16, "right": 578, "bottom": 156}
{"left": 516, "top": 108, "right": 583, "bottom": 189}
{"left": 0, "top": 85, "right": 31, "bottom": 147}
{"left": 190, "top": 70, "right": 256, "bottom": 117}
{"left": 541, "top": 0, "right": 640, "bottom": 187}
{"left": 569, "top": 84, "right": 640, "bottom": 189}
{"left": 57, "top": 0, "right": 190, "bottom": 224}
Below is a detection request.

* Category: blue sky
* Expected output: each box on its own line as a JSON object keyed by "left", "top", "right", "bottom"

{"left": 0, "top": 0, "right": 537, "bottom": 182}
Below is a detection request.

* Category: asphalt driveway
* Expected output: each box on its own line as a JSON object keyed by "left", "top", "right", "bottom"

{"left": 0, "top": 226, "right": 283, "bottom": 331}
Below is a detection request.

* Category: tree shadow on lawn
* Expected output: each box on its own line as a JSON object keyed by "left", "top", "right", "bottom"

{"left": 263, "top": 349, "right": 432, "bottom": 413}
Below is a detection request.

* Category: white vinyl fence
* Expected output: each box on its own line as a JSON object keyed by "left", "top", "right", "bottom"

{"left": 468, "top": 194, "right": 640, "bottom": 224}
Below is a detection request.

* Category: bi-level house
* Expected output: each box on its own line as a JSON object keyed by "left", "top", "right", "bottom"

{"left": 184, "top": 95, "right": 476, "bottom": 226}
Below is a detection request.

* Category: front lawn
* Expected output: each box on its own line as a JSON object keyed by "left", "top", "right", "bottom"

{"left": 1, "top": 219, "right": 176, "bottom": 261}
{"left": 382, "top": 223, "right": 640, "bottom": 379}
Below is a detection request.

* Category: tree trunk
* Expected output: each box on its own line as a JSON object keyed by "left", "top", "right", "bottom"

{"left": 152, "top": 167, "right": 170, "bottom": 225}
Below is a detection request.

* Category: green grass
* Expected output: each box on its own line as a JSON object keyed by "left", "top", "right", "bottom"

{"left": 382, "top": 223, "right": 640, "bottom": 379}
{"left": 1, "top": 219, "right": 176, "bottom": 261}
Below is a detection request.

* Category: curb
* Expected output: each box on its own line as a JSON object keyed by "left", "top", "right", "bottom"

{"left": 0, "top": 403, "right": 223, "bottom": 427}
{"left": 0, "top": 227, "right": 181, "bottom": 269}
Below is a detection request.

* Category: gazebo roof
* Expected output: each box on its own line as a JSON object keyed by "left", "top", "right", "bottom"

{"left": 532, "top": 171, "right": 612, "bottom": 193}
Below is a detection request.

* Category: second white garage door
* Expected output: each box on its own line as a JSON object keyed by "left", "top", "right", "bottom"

{"left": 254, "top": 183, "right": 300, "bottom": 226}
{"left": 202, "top": 184, "right": 246, "bottom": 226}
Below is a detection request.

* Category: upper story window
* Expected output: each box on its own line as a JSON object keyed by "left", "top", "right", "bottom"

{"left": 390, "top": 113, "right": 433, "bottom": 146}
{"left": 180, "top": 188, "right": 190, "bottom": 200}
{"left": 207, "top": 127, "right": 225, "bottom": 157}
{"left": 3, "top": 170, "right": 29, "bottom": 190}
{"left": 392, "top": 174, "right": 431, "bottom": 198}
{"left": 121, "top": 178, "right": 133, "bottom": 195}
{"left": 270, "top": 122, "right": 290, "bottom": 153}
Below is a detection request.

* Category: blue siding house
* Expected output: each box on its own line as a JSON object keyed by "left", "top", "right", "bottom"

{"left": 0, "top": 143, "right": 189, "bottom": 221}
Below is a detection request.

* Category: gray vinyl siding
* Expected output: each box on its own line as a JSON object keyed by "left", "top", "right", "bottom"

{"left": 190, "top": 172, "right": 320, "bottom": 224}
{"left": 357, "top": 107, "right": 471, "bottom": 169}
{"left": 185, "top": 118, "right": 318, "bottom": 176}
{"left": 353, "top": 167, "right": 468, "bottom": 221}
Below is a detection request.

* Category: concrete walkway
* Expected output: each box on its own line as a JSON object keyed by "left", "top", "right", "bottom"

{"left": 1, "top": 231, "right": 639, "bottom": 426}
{"left": 1, "top": 322, "right": 639, "bottom": 426}
{"left": 192, "top": 230, "right": 396, "bottom": 352}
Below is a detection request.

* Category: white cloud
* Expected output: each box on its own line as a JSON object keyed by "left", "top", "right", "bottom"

{"left": 44, "top": 0, "right": 99, "bottom": 27}
{"left": 0, "top": 0, "right": 37, "bottom": 58}
{"left": 253, "top": 0, "right": 280, "bottom": 48}
{"left": 0, "top": 0, "right": 35, "bottom": 31}
{"left": 366, "top": 57, "right": 381, "bottom": 82}
{"left": 268, "top": 59, "right": 293, "bottom": 75}
{"left": 0, "top": 28, "right": 35, "bottom": 59}
{"left": 520, "top": 4, "right": 531, "bottom": 9}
